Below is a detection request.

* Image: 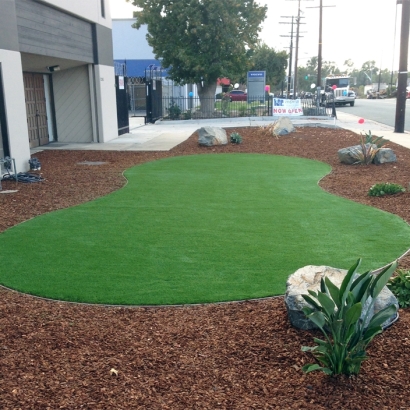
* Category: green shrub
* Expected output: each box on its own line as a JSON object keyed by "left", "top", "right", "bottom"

{"left": 368, "top": 183, "right": 405, "bottom": 197}
{"left": 166, "top": 101, "right": 181, "bottom": 120}
{"left": 302, "top": 258, "right": 398, "bottom": 376}
{"left": 388, "top": 270, "right": 410, "bottom": 308}
{"left": 230, "top": 132, "right": 242, "bottom": 144}
{"left": 238, "top": 104, "right": 248, "bottom": 117}
{"left": 182, "top": 110, "right": 192, "bottom": 120}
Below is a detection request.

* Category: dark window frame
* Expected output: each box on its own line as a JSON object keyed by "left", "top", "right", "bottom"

{"left": 101, "top": 0, "right": 105, "bottom": 18}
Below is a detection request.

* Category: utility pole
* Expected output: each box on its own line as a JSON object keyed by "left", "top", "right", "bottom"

{"left": 280, "top": 17, "right": 295, "bottom": 97}
{"left": 307, "top": 1, "right": 335, "bottom": 92}
{"left": 395, "top": 0, "right": 410, "bottom": 133}
{"left": 293, "top": 0, "right": 302, "bottom": 99}
{"left": 286, "top": 0, "right": 311, "bottom": 98}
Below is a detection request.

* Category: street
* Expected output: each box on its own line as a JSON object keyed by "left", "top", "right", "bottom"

{"left": 336, "top": 98, "right": 410, "bottom": 132}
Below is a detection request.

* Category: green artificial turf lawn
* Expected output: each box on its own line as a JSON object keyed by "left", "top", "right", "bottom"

{"left": 1, "top": 154, "right": 409, "bottom": 305}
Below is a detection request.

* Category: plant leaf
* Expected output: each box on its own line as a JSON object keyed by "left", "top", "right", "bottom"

{"left": 301, "top": 345, "right": 317, "bottom": 352}
{"left": 317, "top": 291, "right": 336, "bottom": 318}
{"left": 302, "top": 294, "right": 321, "bottom": 311}
{"left": 362, "top": 326, "right": 383, "bottom": 344}
{"left": 324, "top": 276, "right": 341, "bottom": 307}
{"left": 307, "top": 311, "right": 326, "bottom": 329}
{"left": 369, "top": 261, "right": 398, "bottom": 299}
{"left": 302, "top": 363, "right": 333, "bottom": 375}
{"left": 340, "top": 259, "right": 361, "bottom": 305}
{"left": 367, "top": 304, "right": 397, "bottom": 329}
{"left": 345, "top": 302, "right": 362, "bottom": 329}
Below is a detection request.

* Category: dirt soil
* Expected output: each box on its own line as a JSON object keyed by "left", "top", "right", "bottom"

{"left": 1, "top": 126, "right": 410, "bottom": 409}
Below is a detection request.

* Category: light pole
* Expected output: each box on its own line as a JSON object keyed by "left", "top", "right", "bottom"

{"left": 395, "top": 0, "right": 410, "bottom": 133}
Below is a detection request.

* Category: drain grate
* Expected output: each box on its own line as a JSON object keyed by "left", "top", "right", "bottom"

{"left": 77, "top": 161, "right": 108, "bottom": 166}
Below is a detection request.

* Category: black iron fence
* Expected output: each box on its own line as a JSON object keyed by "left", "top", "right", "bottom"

{"left": 160, "top": 96, "right": 333, "bottom": 121}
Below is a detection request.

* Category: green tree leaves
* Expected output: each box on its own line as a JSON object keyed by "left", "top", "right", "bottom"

{"left": 130, "top": 0, "right": 267, "bottom": 91}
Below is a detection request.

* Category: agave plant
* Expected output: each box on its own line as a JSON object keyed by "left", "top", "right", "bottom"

{"left": 362, "top": 130, "right": 388, "bottom": 148}
{"left": 350, "top": 132, "right": 388, "bottom": 165}
{"left": 301, "top": 258, "right": 398, "bottom": 376}
{"left": 230, "top": 132, "right": 242, "bottom": 144}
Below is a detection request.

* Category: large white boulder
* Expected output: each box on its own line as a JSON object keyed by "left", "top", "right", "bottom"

{"left": 197, "top": 127, "right": 228, "bottom": 146}
{"left": 284, "top": 265, "right": 398, "bottom": 330}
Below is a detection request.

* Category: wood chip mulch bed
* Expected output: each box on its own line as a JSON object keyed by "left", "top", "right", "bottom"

{"left": 0, "top": 126, "right": 409, "bottom": 409}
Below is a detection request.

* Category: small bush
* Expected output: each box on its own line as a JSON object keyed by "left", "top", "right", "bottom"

{"left": 166, "top": 101, "right": 181, "bottom": 120}
{"left": 368, "top": 183, "right": 405, "bottom": 197}
{"left": 302, "top": 258, "right": 397, "bottom": 376}
{"left": 388, "top": 270, "right": 410, "bottom": 308}
{"left": 182, "top": 110, "right": 192, "bottom": 120}
{"left": 230, "top": 132, "right": 242, "bottom": 144}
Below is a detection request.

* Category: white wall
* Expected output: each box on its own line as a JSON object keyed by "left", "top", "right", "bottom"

{"left": 40, "top": 0, "right": 112, "bottom": 28}
{"left": 112, "top": 20, "right": 155, "bottom": 60}
{"left": 0, "top": 50, "right": 30, "bottom": 172}
{"left": 93, "top": 64, "right": 118, "bottom": 143}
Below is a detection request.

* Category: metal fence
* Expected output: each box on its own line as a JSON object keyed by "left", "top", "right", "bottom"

{"left": 161, "top": 96, "right": 332, "bottom": 120}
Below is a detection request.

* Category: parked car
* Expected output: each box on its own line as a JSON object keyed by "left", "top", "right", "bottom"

{"left": 227, "top": 90, "right": 247, "bottom": 102}
{"left": 304, "top": 92, "right": 313, "bottom": 99}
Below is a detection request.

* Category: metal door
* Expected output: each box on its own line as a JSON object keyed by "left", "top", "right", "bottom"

{"left": 115, "top": 75, "right": 129, "bottom": 135}
{"left": 145, "top": 66, "right": 163, "bottom": 124}
{"left": 24, "top": 73, "right": 49, "bottom": 148}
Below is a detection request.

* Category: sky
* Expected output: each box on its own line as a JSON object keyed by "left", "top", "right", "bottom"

{"left": 109, "top": 0, "right": 404, "bottom": 72}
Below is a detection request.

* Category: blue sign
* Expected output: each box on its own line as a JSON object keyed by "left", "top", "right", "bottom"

{"left": 248, "top": 71, "right": 265, "bottom": 78}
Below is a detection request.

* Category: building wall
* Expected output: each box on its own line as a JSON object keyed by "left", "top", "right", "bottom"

{"left": 93, "top": 64, "right": 118, "bottom": 143}
{"left": 53, "top": 66, "right": 93, "bottom": 143}
{"left": 0, "top": 0, "right": 118, "bottom": 171}
{"left": 112, "top": 20, "right": 155, "bottom": 60}
{"left": 39, "top": 0, "right": 111, "bottom": 28}
{"left": 0, "top": 49, "right": 31, "bottom": 173}
{"left": 15, "top": 0, "right": 94, "bottom": 62}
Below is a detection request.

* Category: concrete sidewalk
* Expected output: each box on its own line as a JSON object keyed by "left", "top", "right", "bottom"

{"left": 30, "top": 111, "right": 410, "bottom": 153}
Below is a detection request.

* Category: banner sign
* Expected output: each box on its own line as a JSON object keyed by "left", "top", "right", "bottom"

{"left": 272, "top": 98, "right": 303, "bottom": 116}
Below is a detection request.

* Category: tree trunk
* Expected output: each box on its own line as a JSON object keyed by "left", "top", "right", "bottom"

{"left": 197, "top": 82, "right": 217, "bottom": 116}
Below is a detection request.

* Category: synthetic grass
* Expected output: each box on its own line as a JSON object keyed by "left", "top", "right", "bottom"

{"left": 1, "top": 154, "right": 409, "bottom": 305}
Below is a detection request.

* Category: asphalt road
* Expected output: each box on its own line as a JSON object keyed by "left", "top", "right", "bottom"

{"left": 336, "top": 98, "right": 410, "bottom": 132}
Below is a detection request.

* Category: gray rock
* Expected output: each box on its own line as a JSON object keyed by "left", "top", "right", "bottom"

{"left": 284, "top": 265, "right": 398, "bottom": 330}
{"left": 273, "top": 117, "right": 295, "bottom": 136}
{"left": 337, "top": 143, "right": 377, "bottom": 165}
{"left": 197, "top": 127, "right": 228, "bottom": 146}
{"left": 373, "top": 148, "right": 397, "bottom": 164}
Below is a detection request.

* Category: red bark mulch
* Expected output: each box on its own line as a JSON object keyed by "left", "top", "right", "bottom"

{"left": 0, "top": 126, "right": 409, "bottom": 409}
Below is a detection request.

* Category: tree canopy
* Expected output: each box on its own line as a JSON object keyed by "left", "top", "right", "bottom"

{"left": 249, "top": 42, "right": 288, "bottom": 87}
{"left": 129, "top": 0, "right": 267, "bottom": 100}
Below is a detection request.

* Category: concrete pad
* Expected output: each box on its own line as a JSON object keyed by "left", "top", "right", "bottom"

{"left": 29, "top": 113, "right": 410, "bottom": 154}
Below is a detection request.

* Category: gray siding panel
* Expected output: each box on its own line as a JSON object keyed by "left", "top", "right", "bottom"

{"left": 0, "top": 0, "right": 20, "bottom": 51}
{"left": 94, "top": 24, "right": 114, "bottom": 66}
{"left": 53, "top": 66, "right": 93, "bottom": 143}
{"left": 16, "top": 0, "right": 94, "bottom": 62}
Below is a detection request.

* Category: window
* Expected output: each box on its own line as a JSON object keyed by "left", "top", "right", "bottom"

{"left": 101, "top": 0, "right": 105, "bottom": 18}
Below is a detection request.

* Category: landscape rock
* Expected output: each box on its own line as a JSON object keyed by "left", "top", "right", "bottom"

{"left": 284, "top": 265, "right": 398, "bottom": 330}
{"left": 197, "top": 127, "right": 228, "bottom": 146}
{"left": 373, "top": 148, "right": 397, "bottom": 164}
{"left": 337, "top": 144, "right": 377, "bottom": 164}
{"left": 272, "top": 117, "right": 295, "bottom": 136}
